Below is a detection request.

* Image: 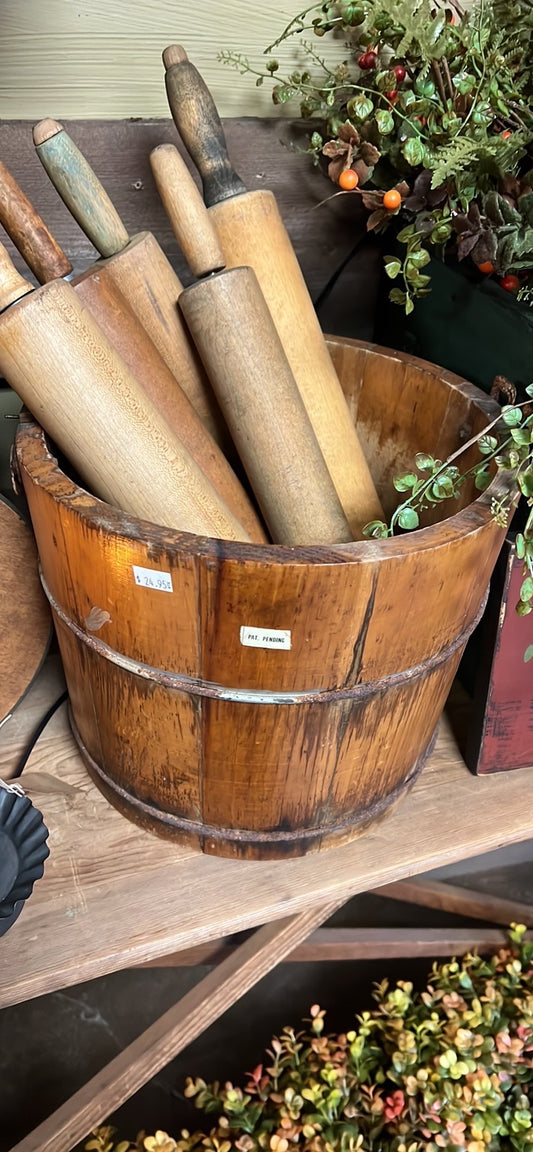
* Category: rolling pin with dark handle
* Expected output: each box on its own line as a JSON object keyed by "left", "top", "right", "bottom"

{"left": 162, "top": 45, "right": 384, "bottom": 538}
{"left": 0, "top": 241, "right": 250, "bottom": 542}
{"left": 32, "top": 117, "right": 230, "bottom": 452}
{"left": 0, "top": 162, "right": 267, "bottom": 543}
{"left": 150, "top": 143, "right": 352, "bottom": 547}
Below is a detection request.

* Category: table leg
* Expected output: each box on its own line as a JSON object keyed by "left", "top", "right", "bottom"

{"left": 10, "top": 897, "right": 346, "bottom": 1152}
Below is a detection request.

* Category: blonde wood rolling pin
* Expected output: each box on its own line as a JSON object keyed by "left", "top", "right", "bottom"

{"left": 0, "top": 241, "right": 249, "bottom": 542}
{"left": 162, "top": 45, "right": 384, "bottom": 537}
{"left": 0, "top": 160, "right": 267, "bottom": 543}
{"left": 32, "top": 118, "right": 230, "bottom": 453}
{"left": 150, "top": 143, "right": 352, "bottom": 547}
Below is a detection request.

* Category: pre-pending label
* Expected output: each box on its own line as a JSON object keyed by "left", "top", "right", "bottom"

{"left": 133, "top": 565, "right": 173, "bottom": 593}
{"left": 240, "top": 625, "right": 291, "bottom": 650}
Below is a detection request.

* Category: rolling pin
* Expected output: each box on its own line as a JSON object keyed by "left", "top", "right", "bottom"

{"left": 150, "top": 143, "right": 352, "bottom": 547}
{"left": 0, "top": 240, "right": 250, "bottom": 542}
{"left": 162, "top": 46, "right": 384, "bottom": 537}
{"left": 0, "top": 161, "right": 267, "bottom": 543}
{"left": 32, "top": 118, "right": 230, "bottom": 452}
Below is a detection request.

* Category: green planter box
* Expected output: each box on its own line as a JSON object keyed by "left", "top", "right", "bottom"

{"left": 374, "top": 255, "right": 533, "bottom": 395}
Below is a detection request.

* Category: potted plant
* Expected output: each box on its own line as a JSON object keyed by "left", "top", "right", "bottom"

{"left": 86, "top": 925, "right": 533, "bottom": 1152}
{"left": 219, "top": 0, "right": 533, "bottom": 392}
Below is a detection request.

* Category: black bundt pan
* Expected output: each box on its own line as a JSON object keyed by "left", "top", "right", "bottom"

{"left": 0, "top": 780, "right": 50, "bottom": 937}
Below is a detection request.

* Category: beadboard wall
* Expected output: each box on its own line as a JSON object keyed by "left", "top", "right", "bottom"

{"left": 0, "top": 0, "right": 345, "bottom": 119}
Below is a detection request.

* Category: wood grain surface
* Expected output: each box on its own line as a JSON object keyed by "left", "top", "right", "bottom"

{"left": 15, "top": 338, "right": 511, "bottom": 858}
{"left": 10, "top": 902, "right": 345, "bottom": 1152}
{"left": 1, "top": 676, "right": 532, "bottom": 1009}
{"left": 0, "top": 496, "right": 51, "bottom": 725}
{"left": 0, "top": 263, "right": 249, "bottom": 540}
{"left": 0, "top": 120, "right": 378, "bottom": 340}
{"left": 0, "top": 0, "right": 345, "bottom": 119}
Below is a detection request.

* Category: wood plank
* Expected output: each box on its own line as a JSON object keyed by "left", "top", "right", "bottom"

{"left": 1, "top": 671, "right": 532, "bottom": 1009}
{"left": 136, "top": 927, "right": 532, "bottom": 967}
{"left": 0, "top": 0, "right": 345, "bottom": 119}
{"left": 0, "top": 120, "right": 379, "bottom": 337}
{"left": 10, "top": 899, "right": 344, "bottom": 1152}
{"left": 374, "top": 878, "right": 533, "bottom": 927}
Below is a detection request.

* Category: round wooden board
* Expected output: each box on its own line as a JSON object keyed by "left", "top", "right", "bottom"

{"left": 0, "top": 495, "right": 51, "bottom": 724}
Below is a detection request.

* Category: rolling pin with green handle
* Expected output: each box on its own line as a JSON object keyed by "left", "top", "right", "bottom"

{"left": 0, "top": 240, "right": 250, "bottom": 542}
{"left": 162, "top": 45, "right": 384, "bottom": 537}
{"left": 150, "top": 143, "right": 353, "bottom": 547}
{"left": 32, "top": 117, "right": 230, "bottom": 451}
{"left": 0, "top": 160, "right": 268, "bottom": 543}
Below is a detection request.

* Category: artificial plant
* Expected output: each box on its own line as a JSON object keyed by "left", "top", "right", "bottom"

{"left": 220, "top": 0, "right": 533, "bottom": 314}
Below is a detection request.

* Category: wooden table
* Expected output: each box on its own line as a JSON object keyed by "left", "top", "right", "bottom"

{"left": 2, "top": 660, "right": 533, "bottom": 1152}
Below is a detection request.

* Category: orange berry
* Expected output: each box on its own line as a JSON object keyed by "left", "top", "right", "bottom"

{"left": 383, "top": 188, "right": 402, "bottom": 210}
{"left": 501, "top": 130, "right": 512, "bottom": 139}
{"left": 477, "top": 261, "right": 495, "bottom": 275}
{"left": 338, "top": 168, "right": 359, "bottom": 190}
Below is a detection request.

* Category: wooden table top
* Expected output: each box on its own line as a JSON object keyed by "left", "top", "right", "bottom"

{"left": 1, "top": 661, "right": 532, "bottom": 1010}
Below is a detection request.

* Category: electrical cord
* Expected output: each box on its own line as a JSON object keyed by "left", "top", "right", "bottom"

{"left": 11, "top": 690, "right": 69, "bottom": 778}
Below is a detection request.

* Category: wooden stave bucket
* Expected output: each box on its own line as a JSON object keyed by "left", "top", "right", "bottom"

{"left": 14, "top": 337, "right": 513, "bottom": 859}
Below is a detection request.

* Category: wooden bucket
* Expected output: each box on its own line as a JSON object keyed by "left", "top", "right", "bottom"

{"left": 14, "top": 338, "right": 512, "bottom": 859}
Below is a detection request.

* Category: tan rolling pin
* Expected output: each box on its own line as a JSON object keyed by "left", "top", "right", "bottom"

{"left": 0, "top": 162, "right": 267, "bottom": 543}
{"left": 32, "top": 118, "right": 230, "bottom": 452}
{"left": 150, "top": 143, "right": 352, "bottom": 547}
{"left": 162, "top": 46, "right": 384, "bottom": 537}
{"left": 0, "top": 240, "right": 250, "bottom": 542}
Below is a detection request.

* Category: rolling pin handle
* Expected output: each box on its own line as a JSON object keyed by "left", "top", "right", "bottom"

{"left": 163, "top": 44, "right": 247, "bottom": 207}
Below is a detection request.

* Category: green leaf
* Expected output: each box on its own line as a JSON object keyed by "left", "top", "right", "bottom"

{"left": 520, "top": 576, "right": 533, "bottom": 602}
{"left": 405, "top": 294, "right": 415, "bottom": 315}
{"left": 475, "top": 469, "right": 492, "bottom": 491}
{"left": 516, "top": 534, "right": 526, "bottom": 560}
{"left": 452, "top": 70, "right": 476, "bottom": 95}
{"left": 362, "top": 519, "right": 389, "bottom": 538}
{"left": 415, "top": 453, "right": 435, "bottom": 471}
{"left": 511, "top": 427, "right": 532, "bottom": 445}
{"left": 393, "top": 473, "right": 418, "bottom": 491}
{"left": 525, "top": 384, "right": 533, "bottom": 399}
{"left": 402, "top": 137, "right": 425, "bottom": 167}
{"left": 398, "top": 507, "right": 420, "bottom": 529}
{"left": 501, "top": 406, "right": 523, "bottom": 427}
{"left": 384, "top": 257, "right": 402, "bottom": 279}
{"left": 516, "top": 600, "right": 533, "bottom": 616}
{"left": 396, "top": 225, "right": 415, "bottom": 243}
{"left": 479, "top": 434, "right": 499, "bottom": 455}
{"left": 375, "top": 109, "right": 395, "bottom": 135}
{"left": 310, "top": 131, "right": 323, "bottom": 149}
{"left": 389, "top": 287, "right": 407, "bottom": 306}
{"left": 524, "top": 645, "right": 533, "bottom": 663}
{"left": 409, "top": 248, "right": 431, "bottom": 269}
{"left": 348, "top": 94, "right": 374, "bottom": 120}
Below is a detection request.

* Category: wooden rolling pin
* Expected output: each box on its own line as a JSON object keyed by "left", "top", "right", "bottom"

{"left": 32, "top": 118, "right": 229, "bottom": 451}
{"left": 162, "top": 45, "right": 384, "bottom": 537}
{"left": 0, "top": 240, "right": 250, "bottom": 542}
{"left": 0, "top": 161, "right": 267, "bottom": 543}
{"left": 150, "top": 143, "right": 352, "bottom": 547}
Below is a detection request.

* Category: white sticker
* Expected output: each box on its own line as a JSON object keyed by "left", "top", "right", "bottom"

{"left": 133, "top": 565, "right": 173, "bottom": 593}
{"left": 240, "top": 625, "right": 291, "bottom": 650}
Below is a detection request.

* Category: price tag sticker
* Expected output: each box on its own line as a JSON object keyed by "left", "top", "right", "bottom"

{"left": 132, "top": 565, "right": 173, "bottom": 593}
{"left": 240, "top": 626, "right": 291, "bottom": 650}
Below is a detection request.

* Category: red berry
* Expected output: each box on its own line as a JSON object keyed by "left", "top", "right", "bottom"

{"left": 358, "top": 51, "right": 377, "bottom": 69}
{"left": 477, "top": 261, "right": 495, "bottom": 275}
{"left": 383, "top": 188, "right": 402, "bottom": 210}
{"left": 338, "top": 168, "right": 359, "bottom": 190}
{"left": 501, "top": 130, "right": 512, "bottom": 140}
{"left": 386, "top": 90, "right": 399, "bottom": 103}
{"left": 393, "top": 65, "right": 406, "bottom": 82}
{"left": 499, "top": 274, "right": 520, "bottom": 293}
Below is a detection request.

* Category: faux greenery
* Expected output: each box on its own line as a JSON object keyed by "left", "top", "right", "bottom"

{"left": 86, "top": 926, "right": 533, "bottom": 1152}
{"left": 360, "top": 389, "right": 533, "bottom": 633}
{"left": 220, "top": 0, "right": 533, "bottom": 313}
